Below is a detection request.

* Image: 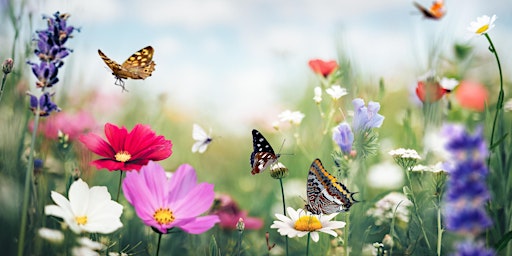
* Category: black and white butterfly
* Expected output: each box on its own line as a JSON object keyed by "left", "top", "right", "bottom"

{"left": 250, "top": 129, "right": 280, "bottom": 175}
{"left": 192, "top": 124, "right": 213, "bottom": 154}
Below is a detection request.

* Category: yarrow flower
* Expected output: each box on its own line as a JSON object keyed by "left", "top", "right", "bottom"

{"left": 352, "top": 98, "right": 384, "bottom": 132}
{"left": 366, "top": 192, "right": 412, "bottom": 226}
{"left": 467, "top": 15, "right": 497, "bottom": 36}
{"left": 270, "top": 207, "right": 346, "bottom": 242}
{"left": 313, "top": 86, "right": 322, "bottom": 104}
{"left": 27, "top": 92, "right": 61, "bottom": 116}
{"left": 209, "top": 194, "right": 263, "bottom": 230}
{"left": 122, "top": 161, "right": 220, "bottom": 234}
{"left": 389, "top": 148, "right": 421, "bottom": 170}
{"left": 325, "top": 85, "right": 348, "bottom": 100}
{"left": 278, "top": 110, "right": 305, "bottom": 125}
{"left": 332, "top": 122, "right": 354, "bottom": 154}
{"left": 44, "top": 179, "right": 123, "bottom": 234}
{"left": 308, "top": 59, "right": 338, "bottom": 77}
{"left": 79, "top": 123, "right": 172, "bottom": 171}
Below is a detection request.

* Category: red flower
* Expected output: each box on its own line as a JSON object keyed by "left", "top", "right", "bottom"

{"left": 415, "top": 80, "right": 447, "bottom": 103}
{"left": 79, "top": 123, "right": 172, "bottom": 171}
{"left": 455, "top": 80, "right": 488, "bottom": 112}
{"left": 210, "top": 194, "right": 263, "bottom": 230}
{"left": 308, "top": 59, "right": 338, "bottom": 77}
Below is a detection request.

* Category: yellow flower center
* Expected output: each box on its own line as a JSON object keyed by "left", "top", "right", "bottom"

{"left": 115, "top": 150, "right": 131, "bottom": 162}
{"left": 153, "top": 208, "right": 175, "bottom": 225}
{"left": 75, "top": 215, "right": 88, "bottom": 225}
{"left": 294, "top": 215, "right": 322, "bottom": 231}
{"left": 476, "top": 24, "right": 489, "bottom": 34}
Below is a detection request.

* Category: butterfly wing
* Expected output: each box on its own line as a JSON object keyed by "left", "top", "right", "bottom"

{"left": 413, "top": 1, "right": 444, "bottom": 20}
{"left": 120, "top": 46, "right": 156, "bottom": 79}
{"left": 306, "top": 159, "right": 358, "bottom": 214}
{"left": 98, "top": 49, "right": 127, "bottom": 79}
{"left": 250, "top": 129, "right": 279, "bottom": 175}
{"left": 192, "top": 124, "right": 212, "bottom": 153}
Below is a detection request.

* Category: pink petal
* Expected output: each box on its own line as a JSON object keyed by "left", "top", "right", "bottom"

{"left": 168, "top": 164, "right": 197, "bottom": 202}
{"left": 178, "top": 215, "right": 220, "bottom": 234}
{"left": 104, "top": 123, "right": 128, "bottom": 151}
{"left": 79, "top": 133, "right": 115, "bottom": 158}
{"left": 172, "top": 183, "right": 215, "bottom": 218}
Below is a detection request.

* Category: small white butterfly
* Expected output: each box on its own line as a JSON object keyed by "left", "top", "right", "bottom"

{"left": 192, "top": 124, "right": 213, "bottom": 153}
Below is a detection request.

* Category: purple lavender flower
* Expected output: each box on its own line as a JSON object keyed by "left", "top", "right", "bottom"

{"left": 442, "top": 124, "right": 493, "bottom": 248}
{"left": 453, "top": 240, "right": 496, "bottom": 256}
{"left": 27, "top": 92, "right": 61, "bottom": 116}
{"left": 352, "top": 98, "right": 385, "bottom": 132}
{"left": 333, "top": 122, "right": 354, "bottom": 154}
{"left": 28, "top": 61, "right": 59, "bottom": 88}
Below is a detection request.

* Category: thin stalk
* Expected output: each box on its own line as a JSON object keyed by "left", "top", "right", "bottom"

{"left": 156, "top": 233, "right": 162, "bottom": 256}
{"left": 437, "top": 206, "right": 443, "bottom": 256}
{"left": 344, "top": 212, "right": 350, "bottom": 256}
{"left": 116, "top": 171, "right": 124, "bottom": 202}
{"left": 17, "top": 100, "right": 42, "bottom": 256}
{"left": 0, "top": 72, "right": 8, "bottom": 103}
{"left": 405, "top": 168, "right": 432, "bottom": 250}
{"left": 278, "top": 178, "right": 289, "bottom": 256}
{"left": 237, "top": 230, "right": 243, "bottom": 256}
{"left": 306, "top": 232, "right": 311, "bottom": 256}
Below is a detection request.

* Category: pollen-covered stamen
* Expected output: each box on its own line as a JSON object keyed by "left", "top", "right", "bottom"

{"left": 294, "top": 215, "right": 322, "bottom": 231}
{"left": 153, "top": 208, "right": 175, "bottom": 225}
{"left": 115, "top": 150, "right": 131, "bottom": 162}
{"left": 75, "top": 215, "right": 88, "bottom": 225}
{"left": 476, "top": 24, "right": 489, "bottom": 34}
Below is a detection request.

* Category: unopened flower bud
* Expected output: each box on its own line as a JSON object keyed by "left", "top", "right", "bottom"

{"left": 2, "top": 58, "right": 14, "bottom": 74}
{"left": 236, "top": 218, "right": 245, "bottom": 232}
{"left": 270, "top": 162, "right": 289, "bottom": 179}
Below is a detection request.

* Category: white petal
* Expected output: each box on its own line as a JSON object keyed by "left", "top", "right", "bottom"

{"left": 69, "top": 179, "right": 90, "bottom": 216}
{"left": 286, "top": 207, "right": 299, "bottom": 221}
{"left": 319, "top": 229, "right": 338, "bottom": 237}
{"left": 310, "top": 232, "right": 320, "bottom": 242}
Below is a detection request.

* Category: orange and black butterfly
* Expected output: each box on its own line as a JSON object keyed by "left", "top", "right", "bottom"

{"left": 413, "top": 0, "right": 445, "bottom": 20}
{"left": 98, "top": 46, "right": 156, "bottom": 91}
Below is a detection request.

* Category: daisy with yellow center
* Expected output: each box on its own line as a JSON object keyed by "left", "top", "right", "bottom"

{"left": 467, "top": 15, "right": 497, "bottom": 36}
{"left": 270, "top": 207, "right": 346, "bottom": 242}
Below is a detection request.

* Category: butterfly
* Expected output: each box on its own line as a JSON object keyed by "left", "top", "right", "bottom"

{"left": 98, "top": 46, "right": 156, "bottom": 91}
{"left": 413, "top": 0, "right": 445, "bottom": 20}
{"left": 250, "top": 129, "right": 280, "bottom": 175}
{"left": 306, "top": 158, "right": 358, "bottom": 215}
{"left": 192, "top": 124, "right": 213, "bottom": 154}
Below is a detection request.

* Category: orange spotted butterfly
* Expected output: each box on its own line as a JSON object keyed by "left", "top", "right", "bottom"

{"left": 413, "top": 0, "right": 445, "bottom": 20}
{"left": 306, "top": 158, "right": 358, "bottom": 214}
{"left": 98, "top": 46, "right": 156, "bottom": 91}
{"left": 250, "top": 129, "right": 280, "bottom": 175}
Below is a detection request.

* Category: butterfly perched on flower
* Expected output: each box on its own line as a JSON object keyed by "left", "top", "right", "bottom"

{"left": 192, "top": 124, "right": 213, "bottom": 154}
{"left": 413, "top": 0, "right": 445, "bottom": 20}
{"left": 306, "top": 158, "right": 358, "bottom": 214}
{"left": 98, "top": 46, "right": 156, "bottom": 91}
{"left": 250, "top": 129, "right": 280, "bottom": 175}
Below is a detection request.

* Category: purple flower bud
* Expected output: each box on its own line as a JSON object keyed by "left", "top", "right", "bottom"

{"left": 27, "top": 92, "right": 61, "bottom": 116}
{"left": 352, "top": 98, "right": 385, "bottom": 132}
{"left": 333, "top": 122, "right": 354, "bottom": 154}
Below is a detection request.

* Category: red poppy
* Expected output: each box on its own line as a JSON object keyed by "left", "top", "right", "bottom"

{"left": 415, "top": 80, "right": 447, "bottom": 103}
{"left": 308, "top": 59, "right": 338, "bottom": 77}
{"left": 79, "top": 123, "right": 172, "bottom": 171}
{"left": 455, "top": 80, "right": 488, "bottom": 112}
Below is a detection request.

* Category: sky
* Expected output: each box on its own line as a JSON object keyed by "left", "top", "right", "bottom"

{"left": 2, "top": 0, "right": 511, "bottom": 130}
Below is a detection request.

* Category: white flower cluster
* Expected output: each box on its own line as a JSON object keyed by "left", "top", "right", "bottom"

{"left": 366, "top": 192, "right": 412, "bottom": 225}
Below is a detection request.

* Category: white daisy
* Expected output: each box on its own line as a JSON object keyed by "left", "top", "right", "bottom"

{"left": 467, "top": 15, "right": 497, "bottom": 36}
{"left": 325, "top": 85, "right": 348, "bottom": 100}
{"left": 270, "top": 207, "right": 346, "bottom": 242}
{"left": 278, "top": 110, "right": 305, "bottom": 125}
{"left": 44, "top": 179, "right": 123, "bottom": 234}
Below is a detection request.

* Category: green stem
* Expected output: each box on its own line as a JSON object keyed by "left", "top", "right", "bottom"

{"left": 237, "top": 230, "right": 243, "bottom": 256}
{"left": 156, "top": 233, "right": 162, "bottom": 256}
{"left": 306, "top": 232, "right": 311, "bottom": 256}
{"left": 17, "top": 98, "right": 42, "bottom": 256}
{"left": 484, "top": 33, "right": 504, "bottom": 166}
{"left": 0, "top": 73, "right": 7, "bottom": 104}
{"left": 278, "top": 178, "right": 289, "bottom": 256}
{"left": 344, "top": 212, "right": 350, "bottom": 256}
{"left": 437, "top": 205, "right": 443, "bottom": 256}
{"left": 116, "top": 171, "right": 124, "bottom": 202}
{"left": 405, "top": 168, "right": 432, "bottom": 250}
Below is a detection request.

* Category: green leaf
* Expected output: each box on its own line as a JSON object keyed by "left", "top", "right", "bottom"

{"left": 209, "top": 235, "right": 221, "bottom": 256}
{"left": 495, "top": 230, "right": 512, "bottom": 252}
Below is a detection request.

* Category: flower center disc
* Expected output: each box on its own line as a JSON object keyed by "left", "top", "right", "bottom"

{"left": 154, "top": 208, "right": 175, "bottom": 225}
{"left": 115, "top": 150, "right": 131, "bottom": 162}
{"left": 476, "top": 24, "right": 489, "bottom": 34}
{"left": 75, "top": 215, "right": 88, "bottom": 225}
{"left": 294, "top": 216, "right": 322, "bottom": 231}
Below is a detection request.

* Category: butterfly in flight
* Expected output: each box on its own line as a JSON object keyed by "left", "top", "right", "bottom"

{"left": 192, "top": 124, "right": 213, "bottom": 154}
{"left": 306, "top": 158, "right": 358, "bottom": 215}
{"left": 413, "top": 0, "right": 445, "bottom": 20}
{"left": 98, "top": 46, "right": 156, "bottom": 91}
{"left": 250, "top": 129, "right": 281, "bottom": 175}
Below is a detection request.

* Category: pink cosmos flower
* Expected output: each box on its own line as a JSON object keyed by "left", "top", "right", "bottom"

{"left": 79, "top": 123, "right": 172, "bottom": 171}
{"left": 31, "top": 111, "right": 98, "bottom": 140}
{"left": 209, "top": 194, "right": 263, "bottom": 230}
{"left": 308, "top": 59, "right": 338, "bottom": 77}
{"left": 122, "top": 161, "right": 219, "bottom": 234}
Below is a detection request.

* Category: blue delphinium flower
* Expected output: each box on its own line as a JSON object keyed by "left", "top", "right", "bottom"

{"left": 27, "top": 92, "right": 61, "bottom": 116}
{"left": 453, "top": 240, "right": 495, "bottom": 256}
{"left": 352, "top": 98, "right": 385, "bottom": 132}
{"left": 442, "top": 124, "right": 494, "bottom": 255}
{"left": 333, "top": 122, "right": 354, "bottom": 154}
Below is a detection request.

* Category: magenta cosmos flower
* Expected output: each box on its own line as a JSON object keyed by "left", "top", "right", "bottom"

{"left": 79, "top": 123, "right": 172, "bottom": 171}
{"left": 122, "top": 161, "right": 220, "bottom": 234}
{"left": 209, "top": 194, "right": 263, "bottom": 230}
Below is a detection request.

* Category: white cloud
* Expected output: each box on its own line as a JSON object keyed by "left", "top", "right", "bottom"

{"left": 38, "top": 0, "right": 123, "bottom": 24}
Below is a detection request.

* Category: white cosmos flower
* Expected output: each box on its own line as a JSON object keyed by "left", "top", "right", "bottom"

{"left": 270, "top": 207, "right": 346, "bottom": 242}
{"left": 467, "top": 15, "right": 497, "bottom": 35}
{"left": 325, "top": 85, "right": 348, "bottom": 100}
{"left": 278, "top": 110, "right": 305, "bottom": 125}
{"left": 45, "top": 179, "right": 123, "bottom": 234}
